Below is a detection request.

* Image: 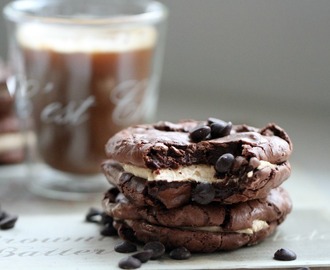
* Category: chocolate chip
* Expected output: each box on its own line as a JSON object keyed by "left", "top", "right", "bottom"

{"left": 85, "top": 208, "right": 114, "bottom": 227}
{"left": 143, "top": 241, "right": 165, "bottom": 260}
{"left": 215, "top": 153, "right": 235, "bottom": 173}
{"left": 115, "top": 241, "right": 138, "bottom": 253}
{"left": 100, "top": 223, "right": 117, "bottom": 236}
{"left": 297, "top": 268, "right": 310, "bottom": 270}
{"left": 210, "top": 123, "right": 227, "bottom": 138}
{"left": 169, "top": 247, "right": 191, "bottom": 260}
{"left": 0, "top": 213, "right": 18, "bottom": 230}
{"left": 207, "top": 117, "right": 227, "bottom": 126}
{"left": 132, "top": 250, "right": 153, "bottom": 263}
{"left": 273, "top": 248, "right": 297, "bottom": 261}
{"left": 221, "top": 121, "right": 232, "bottom": 136}
{"left": 0, "top": 211, "right": 5, "bottom": 220}
{"left": 0, "top": 206, "right": 18, "bottom": 230}
{"left": 106, "top": 187, "right": 120, "bottom": 201}
{"left": 215, "top": 187, "right": 234, "bottom": 200}
{"left": 85, "top": 207, "right": 103, "bottom": 223}
{"left": 118, "top": 225, "right": 135, "bottom": 241}
{"left": 101, "top": 213, "right": 113, "bottom": 225}
{"left": 118, "top": 256, "right": 141, "bottom": 269}
{"left": 192, "top": 183, "right": 215, "bottom": 204}
{"left": 189, "top": 125, "right": 211, "bottom": 142}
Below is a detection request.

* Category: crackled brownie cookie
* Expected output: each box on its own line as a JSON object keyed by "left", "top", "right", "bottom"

{"left": 102, "top": 119, "right": 292, "bottom": 208}
{"left": 103, "top": 187, "right": 292, "bottom": 252}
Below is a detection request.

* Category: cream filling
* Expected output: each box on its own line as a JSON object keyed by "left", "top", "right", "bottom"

{"left": 183, "top": 220, "right": 269, "bottom": 235}
{"left": 123, "top": 163, "right": 218, "bottom": 183}
{"left": 123, "top": 160, "right": 277, "bottom": 183}
{"left": 0, "top": 132, "right": 35, "bottom": 153}
{"left": 236, "top": 220, "right": 269, "bottom": 234}
{"left": 124, "top": 219, "right": 269, "bottom": 235}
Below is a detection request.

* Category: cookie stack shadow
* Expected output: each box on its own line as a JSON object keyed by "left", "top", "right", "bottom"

{"left": 101, "top": 119, "right": 293, "bottom": 253}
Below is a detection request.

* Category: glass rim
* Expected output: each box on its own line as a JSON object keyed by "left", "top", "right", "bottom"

{"left": 3, "top": 0, "right": 167, "bottom": 25}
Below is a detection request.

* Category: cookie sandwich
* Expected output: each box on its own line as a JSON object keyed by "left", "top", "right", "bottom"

{"left": 101, "top": 118, "right": 293, "bottom": 252}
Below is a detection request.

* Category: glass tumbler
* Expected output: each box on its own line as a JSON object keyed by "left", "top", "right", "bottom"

{"left": 3, "top": 0, "right": 167, "bottom": 200}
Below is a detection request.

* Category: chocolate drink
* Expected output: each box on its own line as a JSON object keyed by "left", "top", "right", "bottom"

{"left": 17, "top": 24, "right": 156, "bottom": 174}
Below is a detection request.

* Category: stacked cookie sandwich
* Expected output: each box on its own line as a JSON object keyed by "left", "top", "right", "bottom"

{"left": 102, "top": 118, "right": 293, "bottom": 252}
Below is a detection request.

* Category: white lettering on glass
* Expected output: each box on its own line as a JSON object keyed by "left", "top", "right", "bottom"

{"left": 110, "top": 79, "right": 148, "bottom": 125}
{"left": 13, "top": 75, "right": 149, "bottom": 127}
{"left": 40, "top": 96, "right": 96, "bottom": 125}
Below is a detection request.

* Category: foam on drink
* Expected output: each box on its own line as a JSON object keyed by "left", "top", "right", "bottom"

{"left": 17, "top": 23, "right": 157, "bottom": 53}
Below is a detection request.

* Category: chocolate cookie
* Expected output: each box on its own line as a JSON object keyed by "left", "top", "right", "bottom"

{"left": 103, "top": 187, "right": 292, "bottom": 252}
{"left": 102, "top": 160, "right": 291, "bottom": 208}
{"left": 102, "top": 120, "right": 292, "bottom": 208}
{"left": 105, "top": 120, "right": 292, "bottom": 168}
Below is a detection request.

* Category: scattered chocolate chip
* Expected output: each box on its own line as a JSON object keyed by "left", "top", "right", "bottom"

{"left": 100, "top": 223, "right": 117, "bottom": 236}
{"left": 0, "top": 212, "right": 18, "bottom": 230}
{"left": 297, "top": 268, "right": 310, "bottom": 270}
{"left": 192, "top": 183, "right": 215, "bottom": 204}
{"left": 169, "top": 247, "right": 191, "bottom": 260}
{"left": 118, "top": 225, "right": 135, "bottom": 241}
{"left": 273, "top": 248, "right": 297, "bottom": 261}
{"left": 118, "top": 256, "right": 141, "bottom": 269}
{"left": 143, "top": 241, "right": 165, "bottom": 260}
{"left": 132, "top": 250, "right": 153, "bottom": 263}
{"left": 215, "top": 153, "right": 235, "bottom": 173}
{"left": 0, "top": 211, "right": 5, "bottom": 220}
{"left": 101, "top": 213, "right": 113, "bottom": 225}
{"left": 115, "top": 241, "right": 138, "bottom": 253}
{"left": 106, "top": 187, "right": 120, "bottom": 201}
{"left": 189, "top": 125, "right": 211, "bottom": 142}
{"left": 85, "top": 207, "right": 103, "bottom": 223}
{"left": 86, "top": 204, "right": 117, "bottom": 239}
{"left": 0, "top": 205, "right": 18, "bottom": 231}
